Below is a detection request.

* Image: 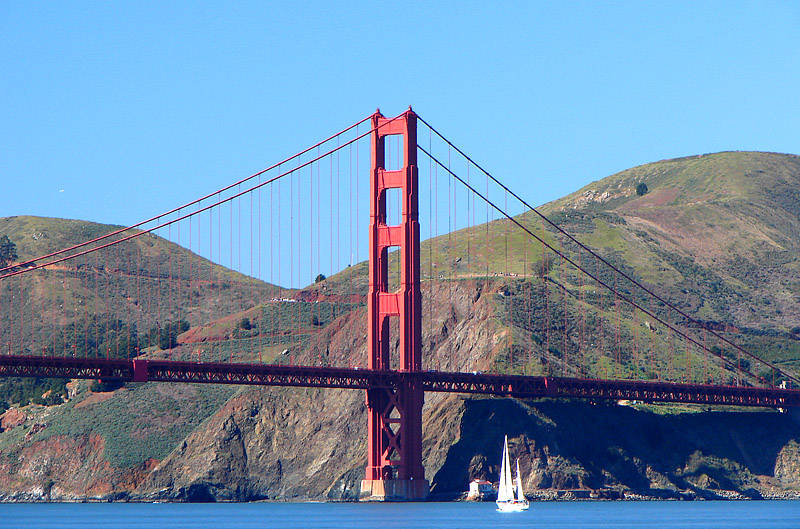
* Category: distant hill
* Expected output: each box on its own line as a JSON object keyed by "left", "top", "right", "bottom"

{"left": 0, "top": 215, "right": 280, "bottom": 332}
{"left": 548, "top": 151, "right": 800, "bottom": 324}
{"left": 0, "top": 215, "right": 289, "bottom": 434}
{"left": 536, "top": 151, "right": 800, "bottom": 373}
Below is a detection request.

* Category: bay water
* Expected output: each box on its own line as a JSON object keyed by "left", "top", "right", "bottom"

{"left": 4, "top": 500, "right": 800, "bottom": 529}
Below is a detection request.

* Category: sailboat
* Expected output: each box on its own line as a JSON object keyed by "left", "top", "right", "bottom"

{"left": 496, "top": 435, "right": 530, "bottom": 512}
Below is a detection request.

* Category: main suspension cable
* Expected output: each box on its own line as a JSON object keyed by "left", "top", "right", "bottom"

{"left": 2, "top": 114, "right": 405, "bottom": 281}
{"left": 1, "top": 114, "right": 374, "bottom": 275}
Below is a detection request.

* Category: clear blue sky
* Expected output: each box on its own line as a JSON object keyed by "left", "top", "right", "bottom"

{"left": 2, "top": 1, "right": 799, "bottom": 229}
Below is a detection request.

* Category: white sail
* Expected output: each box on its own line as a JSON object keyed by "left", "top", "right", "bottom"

{"left": 496, "top": 435, "right": 530, "bottom": 512}
{"left": 497, "top": 435, "right": 514, "bottom": 502}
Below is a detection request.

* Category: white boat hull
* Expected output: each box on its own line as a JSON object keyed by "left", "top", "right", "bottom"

{"left": 496, "top": 500, "right": 530, "bottom": 512}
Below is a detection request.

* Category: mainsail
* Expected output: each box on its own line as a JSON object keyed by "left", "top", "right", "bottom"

{"left": 497, "top": 435, "right": 515, "bottom": 502}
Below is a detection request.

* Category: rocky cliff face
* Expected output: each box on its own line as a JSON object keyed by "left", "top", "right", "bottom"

{"left": 429, "top": 399, "right": 800, "bottom": 500}
{"left": 0, "top": 432, "right": 157, "bottom": 501}
{"left": 127, "top": 280, "right": 800, "bottom": 502}
{"left": 132, "top": 390, "right": 800, "bottom": 501}
{"left": 133, "top": 281, "right": 504, "bottom": 501}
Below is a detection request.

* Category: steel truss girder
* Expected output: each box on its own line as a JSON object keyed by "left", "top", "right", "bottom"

{"left": 418, "top": 371, "right": 800, "bottom": 408}
{"left": 1, "top": 355, "right": 799, "bottom": 408}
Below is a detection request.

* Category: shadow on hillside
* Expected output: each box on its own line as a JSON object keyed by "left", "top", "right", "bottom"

{"left": 430, "top": 398, "right": 800, "bottom": 498}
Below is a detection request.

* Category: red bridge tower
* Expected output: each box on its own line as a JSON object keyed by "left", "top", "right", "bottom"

{"left": 360, "top": 109, "right": 429, "bottom": 501}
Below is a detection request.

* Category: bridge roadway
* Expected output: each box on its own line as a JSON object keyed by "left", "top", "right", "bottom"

{"left": 1, "top": 355, "right": 798, "bottom": 408}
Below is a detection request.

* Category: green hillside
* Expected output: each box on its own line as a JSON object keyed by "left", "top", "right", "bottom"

{"left": 535, "top": 152, "right": 800, "bottom": 374}
{"left": 0, "top": 215, "right": 362, "bottom": 480}
{"left": 0, "top": 216, "right": 292, "bottom": 358}
{"left": 0, "top": 216, "right": 289, "bottom": 406}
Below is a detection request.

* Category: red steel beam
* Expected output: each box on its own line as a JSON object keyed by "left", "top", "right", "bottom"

{"left": 417, "top": 371, "right": 800, "bottom": 408}
{"left": 1, "top": 355, "right": 799, "bottom": 408}
{"left": 0, "top": 355, "right": 394, "bottom": 390}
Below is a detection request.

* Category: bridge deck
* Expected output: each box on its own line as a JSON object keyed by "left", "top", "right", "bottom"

{"left": 1, "top": 355, "right": 798, "bottom": 408}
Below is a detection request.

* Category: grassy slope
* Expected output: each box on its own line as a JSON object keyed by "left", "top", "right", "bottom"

{"left": 539, "top": 152, "right": 800, "bottom": 372}
{"left": 0, "top": 215, "right": 283, "bottom": 331}
{"left": 0, "top": 216, "right": 288, "bottom": 485}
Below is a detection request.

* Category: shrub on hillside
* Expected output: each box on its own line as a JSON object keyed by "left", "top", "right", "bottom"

{"left": 0, "top": 377, "right": 67, "bottom": 407}
{"left": 90, "top": 379, "right": 125, "bottom": 393}
{"left": 150, "top": 320, "right": 190, "bottom": 350}
{"left": 636, "top": 182, "right": 649, "bottom": 196}
{"left": 0, "top": 235, "right": 18, "bottom": 268}
{"left": 37, "top": 392, "right": 64, "bottom": 406}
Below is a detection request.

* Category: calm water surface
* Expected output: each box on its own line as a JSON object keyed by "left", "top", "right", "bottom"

{"left": 3, "top": 501, "right": 800, "bottom": 529}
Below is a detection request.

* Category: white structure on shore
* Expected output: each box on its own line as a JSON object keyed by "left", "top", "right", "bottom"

{"left": 467, "top": 479, "right": 494, "bottom": 501}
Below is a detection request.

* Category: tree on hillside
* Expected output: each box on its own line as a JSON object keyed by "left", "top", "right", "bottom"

{"left": 0, "top": 235, "right": 18, "bottom": 268}
{"left": 90, "top": 379, "right": 125, "bottom": 393}
{"left": 635, "top": 182, "right": 649, "bottom": 196}
{"left": 149, "top": 320, "right": 190, "bottom": 350}
{"left": 315, "top": 273, "right": 326, "bottom": 283}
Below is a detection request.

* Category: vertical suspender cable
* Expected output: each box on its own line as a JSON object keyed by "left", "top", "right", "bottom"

{"left": 543, "top": 241, "right": 549, "bottom": 365}
{"left": 579, "top": 248, "right": 584, "bottom": 374}
{"left": 316, "top": 148, "right": 321, "bottom": 328}
{"left": 448, "top": 145, "right": 453, "bottom": 370}
{"left": 485, "top": 167, "right": 489, "bottom": 283}
{"left": 524, "top": 247, "right": 528, "bottom": 374}
{"left": 349, "top": 143, "right": 354, "bottom": 326}
{"left": 168, "top": 222, "right": 173, "bottom": 360}
{"left": 633, "top": 308, "right": 639, "bottom": 379}
{"left": 614, "top": 272, "right": 620, "bottom": 378}
{"left": 427, "top": 129, "right": 433, "bottom": 370}
{"left": 277, "top": 170, "right": 281, "bottom": 344}
{"left": 258, "top": 178, "right": 263, "bottom": 363}
{"left": 329, "top": 153, "right": 333, "bottom": 312}
{"left": 289, "top": 170, "right": 294, "bottom": 339}
{"left": 435, "top": 154, "right": 440, "bottom": 370}
{"left": 562, "top": 252, "right": 567, "bottom": 376}
{"left": 137, "top": 244, "right": 142, "bottom": 359}
{"left": 250, "top": 190, "right": 254, "bottom": 361}
{"left": 466, "top": 163, "right": 471, "bottom": 272}
{"left": 270, "top": 180, "right": 274, "bottom": 354}
{"left": 356, "top": 126, "right": 361, "bottom": 299}
{"left": 209, "top": 200, "right": 214, "bottom": 359}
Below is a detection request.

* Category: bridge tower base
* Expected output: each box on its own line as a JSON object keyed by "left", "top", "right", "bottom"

{"left": 359, "top": 477, "right": 430, "bottom": 502}
{"left": 360, "top": 109, "right": 429, "bottom": 501}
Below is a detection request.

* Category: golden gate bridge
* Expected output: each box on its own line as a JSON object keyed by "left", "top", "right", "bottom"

{"left": 1, "top": 109, "right": 798, "bottom": 500}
